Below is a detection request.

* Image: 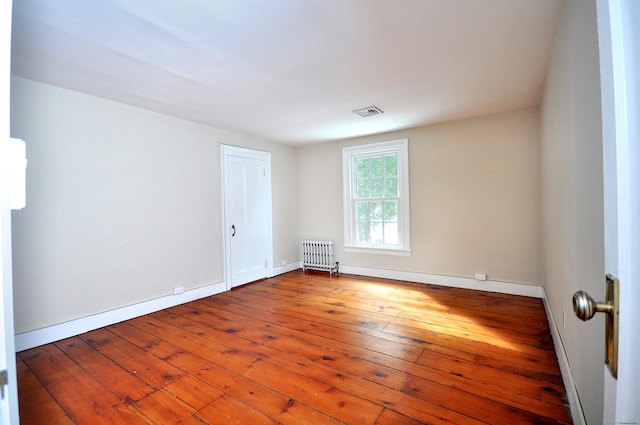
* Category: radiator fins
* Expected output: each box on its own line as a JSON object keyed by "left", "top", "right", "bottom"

{"left": 301, "top": 240, "right": 339, "bottom": 275}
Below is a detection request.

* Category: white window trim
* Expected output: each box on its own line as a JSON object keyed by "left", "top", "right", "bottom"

{"left": 342, "top": 139, "right": 411, "bottom": 255}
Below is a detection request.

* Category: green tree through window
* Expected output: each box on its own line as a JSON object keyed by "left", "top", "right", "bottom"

{"left": 353, "top": 154, "right": 399, "bottom": 244}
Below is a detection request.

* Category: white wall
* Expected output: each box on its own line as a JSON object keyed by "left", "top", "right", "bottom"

{"left": 298, "top": 107, "right": 542, "bottom": 286}
{"left": 10, "top": 77, "right": 299, "bottom": 334}
{"left": 540, "top": 1, "right": 605, "bottom": 423}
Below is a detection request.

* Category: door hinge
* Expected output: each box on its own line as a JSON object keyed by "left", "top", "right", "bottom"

{"left": 263, "top": 168, "right": 266, "bottom": 177}
{"left": 265, "top": 259, "right": 268, "bottom": 268}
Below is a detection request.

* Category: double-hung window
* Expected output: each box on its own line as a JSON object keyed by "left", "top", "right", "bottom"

{"left": 342, "top": 139, "right": 411, "bottom": 254}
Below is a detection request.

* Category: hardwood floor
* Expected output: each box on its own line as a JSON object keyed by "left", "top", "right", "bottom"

{"left": 17, "top": 271, "right": 572, "bottom": 424}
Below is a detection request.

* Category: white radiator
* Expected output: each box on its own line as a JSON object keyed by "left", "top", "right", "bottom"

{"left": 301, "top": 240, "right": 339, "bottom": 275}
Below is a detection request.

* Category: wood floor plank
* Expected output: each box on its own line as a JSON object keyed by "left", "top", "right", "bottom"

{"left": 55, "top": 336, "right": 155, "bottom": 403}
{"left": 80, "top": 327, "right": 182, "bottom": 389}
{"left": 417, "top": 348, "right": 567, "bottom": 406}
{"left": 194, "top": 394, "right": 276, "bottom": 425}
{"left": 179, "top": 308, "right": 411, "bottom": 390}
{"left": 149, "top": 309, "right": 386, "bottom": 424}
{"left": 213, "top": 293, "right": 424, "bottom": 354}
{"left": 190, "top": 297, "right": 425, "bottom": 362}
{"left": 416, "top": 341, "right": 565, "bottom": 386}
{"left": 382, "top": 321, "right": 555, "bottom": 358}
{"left": 107, "top": 321, "right": 185, "bottom": 360}
{"left": 163, "top": 375, "right": 224, "bottom": 411}
{"left": 223, "top": 284, "right": 552, "bottom": 363}
{"left": 158, "top": 303, "right": 488, "bottom": 424}
{"left": 16, "top": 359, "right": 74, "bottom": 425}
{"left": 403, "top": 374, "right": 567, "bottom": 424}
{"left": 381, "top": 352, "right": 570, "bottom": 421}
{"left": 397, "top": 306, "right": 553, "bottom": 339}
{"left": 20, "top": 344, "right": 147, "bottom": 424}
{"left": 242, "top": 338, "right": 490, "bottom": 425}
{"left": 199, "top": 292, "right": 561, "bottom": 390}
{"left": 18, "top": 271, "right": 573, "bottom": 424}
{"left": 177, "top": 415, "right": 209, "bottom": 425}
{"left": 374, "top": 408, "right": 428, "bottom": 425}
{"left": 167, "top": 351, "right": 346, "bottom": 425}
{"left": 130, "top": 314, "right": 261, "bottom": 372}
{"left": 237, "top": 284, "right": 556, "bottom": 357}
{"left": 222, "top": 291, "right": 395, "bottom": 336}
{"left": 216, "top": 288, "right": 559, "bottom": 390}
{"left": 244, "top": 356, "right": 385, "bottom": 425}
{"left": 133, "top": 388, "right": 195, "bottom": 424}
{"left": 414, "top": 331, "right": 563, "bottom": 377}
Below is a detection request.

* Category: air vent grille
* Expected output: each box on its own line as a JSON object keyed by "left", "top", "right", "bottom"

{"left": 352, "top": 105, "right": 384, "bottom": 118}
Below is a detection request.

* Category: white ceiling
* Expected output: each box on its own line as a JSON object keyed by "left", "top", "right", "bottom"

{"left": 11, "top": 0, "right": 562, "bottom": 145}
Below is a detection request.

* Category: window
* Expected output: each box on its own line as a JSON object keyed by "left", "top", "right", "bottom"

{"left": 342, "top": 139, "right": 410, "bottom": 254}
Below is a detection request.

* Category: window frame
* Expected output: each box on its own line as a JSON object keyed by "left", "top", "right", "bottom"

{"left": 342, "top": 139, "right": 411, "bottom": 255}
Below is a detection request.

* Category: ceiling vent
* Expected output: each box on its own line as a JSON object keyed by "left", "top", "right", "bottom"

{"left": 352, "top": 105, "right": 384, "bottom": 118}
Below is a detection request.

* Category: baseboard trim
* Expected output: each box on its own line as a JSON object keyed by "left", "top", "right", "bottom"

{"left": 541, "top": 288, "right": 586, "bottom": 425}
{"left": 15, "top": 281, "right": 227, "bottom": 352}
{"left": 16, "top": 261, "right": 303, "bottom": 352}
{"left": 271, "top": 261, "right": 302, "bottom": 276}
{"left": 338, "top": 265, "right": 545, "bottom": 298}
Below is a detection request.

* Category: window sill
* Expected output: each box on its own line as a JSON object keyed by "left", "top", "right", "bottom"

{"left": 344, "top": 246, "right": 412, "bottom": 256}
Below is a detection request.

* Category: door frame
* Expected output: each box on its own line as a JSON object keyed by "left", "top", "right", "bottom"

{"left": 0, "top": 130, "right": 20, "bottom": 425}
{"left": 1, "top": 0, "right": 19, "bottom": 423}
{"left": 597, "top": 0, "right": 639, "bottom": 422}
{"left": 220, "top": 144, "right": 273, "bottom": 290}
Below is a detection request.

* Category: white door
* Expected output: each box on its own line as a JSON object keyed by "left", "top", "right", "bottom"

{"left": 1, "top": 1, "right": 20, "bottom": 423}
{"left": 597, "top": 0, "right": 639, "bottom": 422}
{"left": 221, "top": 145, "right": 273, "bottom": 288}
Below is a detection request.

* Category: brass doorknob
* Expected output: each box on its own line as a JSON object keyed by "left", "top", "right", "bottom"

{"left": 572, "top": 276, "right": 619, "bottom": 378}
{"left": 572, "top": 290, "right": 613, "bottom": 321}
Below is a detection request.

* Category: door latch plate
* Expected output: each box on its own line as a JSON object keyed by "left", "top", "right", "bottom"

{"left": 605, "top": 274, "right": 619, "bottom": 378}
{"left": 0, "top": 369, "right": 7, "bottom": 399}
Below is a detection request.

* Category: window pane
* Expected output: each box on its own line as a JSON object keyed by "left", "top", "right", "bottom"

{"left": 371, "top": 178, "right": 384, "bottom": 198}
{"left": 384, "top": 223, "right": 399, "bottom": 244}
{"left": 370, "top": 223, "right": 383, "bottom": 244}
{"left": 356, "top": 202, "right": 369, "bottom": 221}
{"left": 384, "top": 201, "right": 398, "bottom": 221}
{"left": 370, "top": 157, "right": 383, "bottom": 178}
{"left": 384, "top": 155, "right": 397, "bottom": 176}
{"left": 370, "top": 201, "right": 383, "bottom": 221}
{"left": 384, "top": 177, "right": 398, "bottom": 198}
{"left": 356, "top": 179, "right": 370, "bottom": 198}
{"left": 355, "top": 158, "right": 369, "bottom": 179}
{"left": 356, "top": 222, "right": 370, "bottom": 243}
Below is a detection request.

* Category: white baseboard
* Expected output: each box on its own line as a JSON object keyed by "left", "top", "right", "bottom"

{"left": 16, "top": 261, "right": 304, "bottom": 352}
{"left": 338, "top": 265, "right": 545, "bottom": 298}
{"left": 271, "top": 260, "right": 302, "bottom": 276}
{"left": 541, "top": 289, "right": 586, "bottom": 425}
{"left": 15, "top": 281, "right": 227, "bottom": 352}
